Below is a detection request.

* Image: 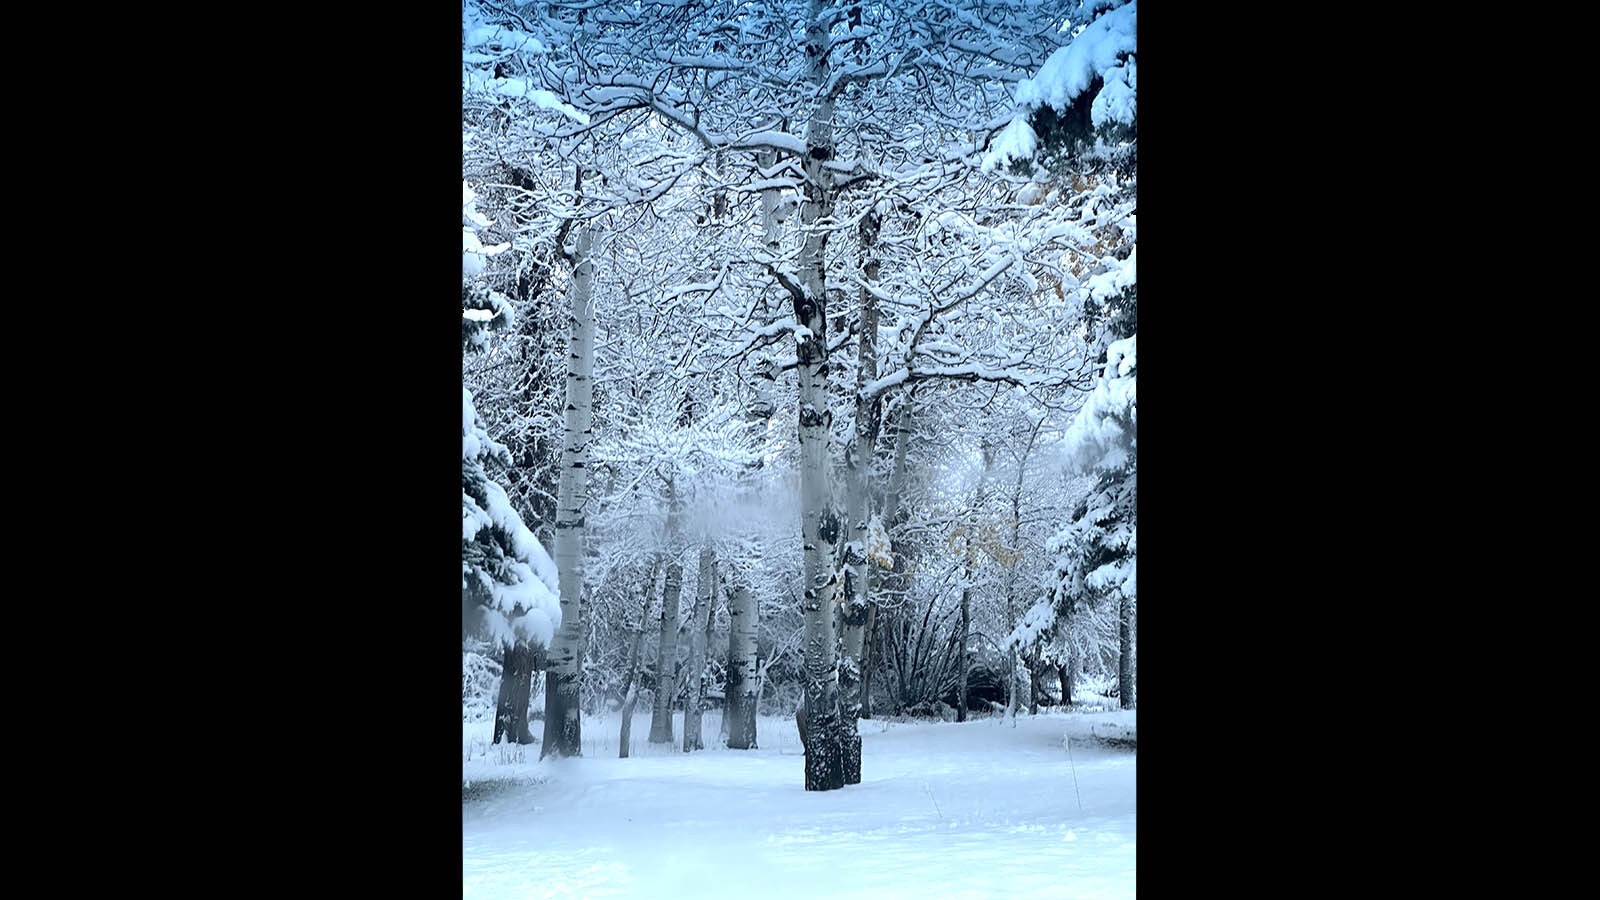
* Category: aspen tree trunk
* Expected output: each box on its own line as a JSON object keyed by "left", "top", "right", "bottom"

{"left": 541, "top": 225, "right": 593, "bottom": 759}
{"left": 724, "top": 565, "right": 759, "bottom": 749}
{"left": 864, "top": 394, "right": 913, "bottom": 720}
{"left": 682, "top": 547, "right": 716, "bottom": 752}
{"left": 718, "top": 151, "right": 779, "bottom": 754}
{"left": 649, "top": 480, "right": 685, "bottom": 744}
{"left": 837, "top": 208, "right": 882, "bottom": 781}
{"left": 618, "top": 562, "right": 658, "bottom": 758}
{"left": 795, "top": 0, "right": 845, "bottom": 791}
{"left": 699, "top": 560, "right": 716, "bottom": 734}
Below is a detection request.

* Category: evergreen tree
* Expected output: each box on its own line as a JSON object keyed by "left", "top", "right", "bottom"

{"left": 464, "top": 181, "right": 562, "bottom": 743}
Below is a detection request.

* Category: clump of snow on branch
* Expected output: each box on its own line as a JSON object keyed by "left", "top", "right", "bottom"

{"left": 462, "top": 181, "right": 514, "bottom": 351}
{"left": 463, "top": 388, "right": 562, "bottom": 649}
{"left": 981, "top": 0, "right": 1137, "bottom": 171}
{"left": 1014, "top": 1, "right": 1137, "bottom": 117}
{"left": 1061, "top": 335, "right": 1136, "bottom": 473}
{"left": 463, "top": 23, "right": 548, "bottom": 57}
{"left": 1004, "top": 599, "right": 1059, "bottom": 656}
{"left": 1052, "top": 496, "right": 1136, "bottom": 604}
{"left": 1090, "top": 58, "right": 1136, "bottom": 130}
{"left": 461, "top": 2, "right": 589, "bottom": 124}
{"left": 463, "top": 182, "right": 510, "bottom": 279}
{"left": 1083, "top": 245, "right": 1136, "bottom": 305}
{"left": 982, "top": 117, "right": 1039, "bottom": 173}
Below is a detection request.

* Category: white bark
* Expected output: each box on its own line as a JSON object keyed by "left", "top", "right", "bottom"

{"left": 795, "top": 0, "right": 846, "bottom": 792}
{"left": 541, "top": 225, "right": 593, "bottom": 759}
{"left": 724, "top": 563, "right": 759, "bottom": 748}
{"left": 618, "top": 561, "right": 657, "bottom": 758}
{"left": 649, "top": 478, "right": 685, "bottom": 744}
{"left": 839, "top": 208, "right": 881, "bottom": 738}
{"left": 869, "top": 394, "right": 914, "bottom": 712}
{"left": 682, "top": 546, "right": 715, "bottom": 752}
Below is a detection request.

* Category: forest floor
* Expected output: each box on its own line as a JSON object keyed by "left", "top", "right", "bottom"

{"left": 463, "top": 699, "right": 1136, "bottom": 899}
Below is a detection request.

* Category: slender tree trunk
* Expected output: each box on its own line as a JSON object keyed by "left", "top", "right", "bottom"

{"left": 876, "top": 393, "right": 915, "bottom": 718}
{"left": 618, "top": 562, "right": 658, "bottom": 758}
{"left": 1028, "top": 657, "right": 1040, "bottom": 716}
{"left": 1001, "top": 418, "right": 1040, "bottom": 724}
{"left": 724, "top": 565, "right": 759, "bottom": 748}
{"left": 683, "top": 547, "right": 715, "bottom": 752}
{"left": 712, "top": 151, "right": 778, "bottom": 754}
{"left": 650, "top": 482, "right": 685, "bottom": 744}
{"left": 858, "top": 604, "right": 876, "bottom": 719}
{"left": 1119, "top": 592, "right": 1135, "bottom": 709}
{"left": 700, "top": 560, "right": 717, "bottom": 730}
{"left": 541, "top": 224, "right": 593, "bottom": 759}
{"left": 1060, "top": 657, "right": 1074, "bottom": 709}
{"left": 1004, "top": 648, "right": 1020, "bottom": 719}
{"left": 957, "top": 571, "right": 971, "bottom": 722}
{"left": 837, "top": 206, "right": 882, "bottom": 782}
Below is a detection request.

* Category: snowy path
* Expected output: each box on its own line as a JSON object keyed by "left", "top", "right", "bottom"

{"left": 464, "top": 710, "right": 1135, "bottom": 899}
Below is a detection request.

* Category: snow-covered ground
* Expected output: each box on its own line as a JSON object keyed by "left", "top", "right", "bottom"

{"left": 464, "top": 707, "right": 1135, "bottom": 899}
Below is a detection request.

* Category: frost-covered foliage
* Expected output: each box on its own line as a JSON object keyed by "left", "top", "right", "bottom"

{"left": 1014, "top": 1, "right": 1137, "bottom": 120}
{"left": 984, "top": 0, "right": 1137, "bottom": 175}
{"left": 462, "top": 639, "right": 502, "bottom": 724}
{"left": 462, "top": 181, "right": 514, "bottom": 352}
{"left": 455, "top": 0, "right": 1140, "bottom": 723}
{"left": 463, "top": 387, "right": 563, "bottom": 649}
{"left": 1050, "top": 334, "right": 1136, "bottom": 645}
{"left": 1062, "top": 335, "right": 1136, "bottom": 474}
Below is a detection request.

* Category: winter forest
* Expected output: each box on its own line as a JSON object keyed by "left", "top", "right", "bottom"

{"left": 462, "top": 0, "right": 1136, "bottom": 895}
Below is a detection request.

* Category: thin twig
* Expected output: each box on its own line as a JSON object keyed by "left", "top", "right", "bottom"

{"left": 1065, "top": 735, "right": 1084, "bottom": 813}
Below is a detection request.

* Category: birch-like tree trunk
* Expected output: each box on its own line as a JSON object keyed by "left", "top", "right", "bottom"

{"left": 714, "top": 155, "right": 778, "bottom": 753}
{"left": 837, "top": 207, "right": 882, "bottom": 781}
{"left": 792, "top": 0, "right": 845, "bottom": 792}
{"left": 682, "top": 547, "right": 716, "bottom": 752}
{"left": 541, "top": 224, "right": 593, "bottom": 759}
{"left": 649, "top": 479, "right": 685, "bottom": 744}
{"left": 870, "top": 394, "right": 915, "bottom": 716}
{"left": 698, "top": 560, "right": 716, "bottom": 733}
{"left": 618, "top": 561, "right": 658, "bottom": 758}
{"left": 724, "top": 564, "right": 759, "bottom": 748}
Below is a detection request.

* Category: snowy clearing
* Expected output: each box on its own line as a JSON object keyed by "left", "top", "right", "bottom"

{"left": 464, "top": 708, "right": 1135, "bottom": 899}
